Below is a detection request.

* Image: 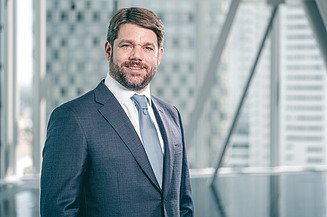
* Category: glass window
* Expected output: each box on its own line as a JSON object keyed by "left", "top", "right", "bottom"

{"left": 2, "top": 1, "right": 327, "bottom": 217}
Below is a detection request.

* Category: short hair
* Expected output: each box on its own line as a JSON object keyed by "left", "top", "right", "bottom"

{"left": 107, "top": 7, "right": 165, "bottom": 48}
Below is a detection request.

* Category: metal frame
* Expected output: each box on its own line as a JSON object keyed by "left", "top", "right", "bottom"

{"left": 315, "top": 0, "right": 327, "bottom": 30}
{"left": 0, "top": 0, "right": 3, "bottom": 180}
{"left": 269, "top": 5, "right": 280, "bottom": 217}
{"left": 303, "top": 0, "right": 327, "bottom": 69}
{"left": 32, "top": 0, "right": 47, "bottom": 174}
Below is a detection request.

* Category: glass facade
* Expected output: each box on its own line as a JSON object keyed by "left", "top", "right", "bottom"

{"left": 1, "top": 0, "right": 327, "bottom": 216}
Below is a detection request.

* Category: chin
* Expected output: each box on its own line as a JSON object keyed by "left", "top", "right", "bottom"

{"left": 127, "top": 76, "right": 145, "bottom": 85}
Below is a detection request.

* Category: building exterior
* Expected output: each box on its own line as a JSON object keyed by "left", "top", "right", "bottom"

{"left": 44, "top": 0, "right": 114, "bottom": 113}
{"left": 279, "top": 3, "right": 327, "bottom": 166}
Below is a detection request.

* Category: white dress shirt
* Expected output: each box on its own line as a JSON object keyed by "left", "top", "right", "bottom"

{"left": 104, "top": 73, "right": 164, "bottom": 153}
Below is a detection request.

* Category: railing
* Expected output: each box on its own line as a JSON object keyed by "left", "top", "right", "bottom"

{"left": 190, "top": 167, "right": 327, "bottom": 217}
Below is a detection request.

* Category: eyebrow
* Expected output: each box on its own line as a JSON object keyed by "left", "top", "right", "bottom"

{"left": 118, "top": 39, "right": 156, "bottom": 47}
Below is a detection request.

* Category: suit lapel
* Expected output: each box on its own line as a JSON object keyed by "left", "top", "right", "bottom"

{"left": 152, "top": 98, "right": 174, "bottom": 197}
{"left": 93, "top": 82, "right": 160, "bottom": 190}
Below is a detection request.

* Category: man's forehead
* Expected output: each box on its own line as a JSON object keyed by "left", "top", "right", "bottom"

{"left": 115, "top": 23, "right": 158, "bottom": 44}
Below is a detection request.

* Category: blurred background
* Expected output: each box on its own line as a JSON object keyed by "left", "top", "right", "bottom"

{"left": 1, "top": 0, "right": 327, "bottom": 216}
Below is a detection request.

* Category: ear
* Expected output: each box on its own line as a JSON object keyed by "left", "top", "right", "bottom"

{"left": 157, "top": 47, "right": 164, "bottom": 65}
{"left": 105, "top": 41, "right": 112, "bottom": 61}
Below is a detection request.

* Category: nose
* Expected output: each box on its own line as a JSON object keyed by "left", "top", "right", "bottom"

{"left": 129, "top": 45, "right": 143, "bottom": 61}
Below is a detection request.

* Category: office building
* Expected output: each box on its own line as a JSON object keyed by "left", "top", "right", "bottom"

{"left": 279, "top": 3, "right": 327, "bottom": 166}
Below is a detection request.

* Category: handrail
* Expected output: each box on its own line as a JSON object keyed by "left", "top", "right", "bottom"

{"left": 191, "top": 165, "right": 327, "bottom": 178}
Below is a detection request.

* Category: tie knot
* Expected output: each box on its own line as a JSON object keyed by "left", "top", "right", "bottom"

{"left": 131, "top": 94, "right": 149, "bottom": 114}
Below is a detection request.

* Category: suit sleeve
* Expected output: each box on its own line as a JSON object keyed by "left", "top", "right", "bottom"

{"left": 40, "top": 105, "right": 88, "bottom": 217}
{"left": 175, "top": 108, "right": 194, "bottom": 217}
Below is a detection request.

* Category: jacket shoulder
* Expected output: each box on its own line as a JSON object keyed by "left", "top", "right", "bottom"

{"left": 55, "top": 90, "right": 94, "bottom": 112}
{"left": 151, "top": 95, "right": 183, "bottom": 125}
{"left": 152, "top": 96, "right": 178, "bottom": 113}
{"left": 54, "top": 80, "right": 110, "bottom": 112}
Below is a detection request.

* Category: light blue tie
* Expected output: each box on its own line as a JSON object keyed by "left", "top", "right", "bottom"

{"left": 131, "top": 94, "right": 163, "bottom": 188}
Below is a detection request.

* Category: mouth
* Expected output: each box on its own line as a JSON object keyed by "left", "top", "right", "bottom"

{"left": 124, "top": 61, "right": 147, "bottom": 71}
{"left": 126, "top": 65, "right": 145, "bottom": 70}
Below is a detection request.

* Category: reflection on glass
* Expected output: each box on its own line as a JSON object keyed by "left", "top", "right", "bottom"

{"left": 212, "top": 171, "right": 327, "bottom": 217}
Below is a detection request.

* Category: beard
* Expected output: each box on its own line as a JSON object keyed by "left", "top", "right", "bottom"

{"left": 109, "top": 57, "right": 157, "bottom": 91}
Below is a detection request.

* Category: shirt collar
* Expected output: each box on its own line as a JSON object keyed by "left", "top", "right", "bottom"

{"left": 104, "top": 73, "right": 152, "bottom": 106}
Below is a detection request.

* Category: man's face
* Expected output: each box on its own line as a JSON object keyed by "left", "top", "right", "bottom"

{"left": 105, "top": 23, "right": 164, "bottom": 92}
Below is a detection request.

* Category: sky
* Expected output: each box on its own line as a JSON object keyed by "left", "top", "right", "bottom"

{"left": 16, "top": 0, "right": 33, "bottom": 86}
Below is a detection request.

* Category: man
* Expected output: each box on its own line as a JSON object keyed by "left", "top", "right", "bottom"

{"left": 40, "top": 7, "right": 194, "bottom": 217}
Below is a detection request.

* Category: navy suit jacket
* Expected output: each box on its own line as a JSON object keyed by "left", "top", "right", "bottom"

{"left": 40, "top": 81, "right": 194, "bottom": 217}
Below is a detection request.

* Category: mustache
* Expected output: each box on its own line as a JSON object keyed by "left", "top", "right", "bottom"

{"left": 123, "top": 60, "right": 148, "bottom": 69}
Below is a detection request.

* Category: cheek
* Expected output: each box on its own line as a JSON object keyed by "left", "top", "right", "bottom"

{"left": 146, "top": 54, "right": 159, "bottom": 66}
{"left": 112, "top": 53, "right": 126, "bottom": 65}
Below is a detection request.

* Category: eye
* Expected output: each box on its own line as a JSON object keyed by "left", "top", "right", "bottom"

{"left": 120, "top": 43, "right": 132, "bottom": 49}
{"left": 144, "top": 46, "right": 154, "bottom": 52}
